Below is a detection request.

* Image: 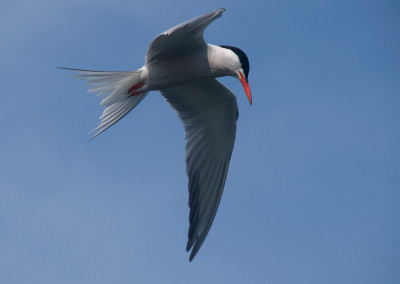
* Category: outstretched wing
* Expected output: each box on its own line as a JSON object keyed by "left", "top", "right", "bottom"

{"left": 145, "top": 8, "right": 225, "bottom": 64}
{"left": 160, "top": 77, "right": 238, "bottom": 261}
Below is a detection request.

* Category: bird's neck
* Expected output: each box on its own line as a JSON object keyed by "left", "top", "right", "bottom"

{"left": 207, "top": 44, "right": 240, "bottom": 78}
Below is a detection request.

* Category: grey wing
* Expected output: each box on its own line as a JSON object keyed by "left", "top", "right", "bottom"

{"left": 145, "top": 8, "right": 225, "bottom": 64}
{"left": 160, "top": 78, "right": 238, "bottom": 261}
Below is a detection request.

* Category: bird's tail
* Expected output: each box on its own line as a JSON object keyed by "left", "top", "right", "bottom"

{"left": 60, "top": 67, "right": 148, "bottom": 139}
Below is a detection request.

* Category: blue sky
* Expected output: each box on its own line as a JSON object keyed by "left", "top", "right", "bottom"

{"left": 1, "top": 0, "right": 399, "bottom": 283}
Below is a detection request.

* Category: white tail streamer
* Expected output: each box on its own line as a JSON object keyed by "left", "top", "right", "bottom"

{"left": 60, "top": 68, "right": 148, "bottom": 139}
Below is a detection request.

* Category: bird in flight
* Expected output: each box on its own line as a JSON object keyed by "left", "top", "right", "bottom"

{"left": 61, "top": 8, "right": 251, "bottom": 261}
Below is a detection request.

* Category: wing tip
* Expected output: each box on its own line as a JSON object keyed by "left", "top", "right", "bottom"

{"left": 186, "top": 235, "right": 198, "bottom": 262}
{"left": 189, "top": 252, "right": 196, "bottom": 262}
{"left": 187, "top": 236, "right": 206, "bottom": 262}
{"left": 216, "top": 8, "right": 225, "bottom": 17}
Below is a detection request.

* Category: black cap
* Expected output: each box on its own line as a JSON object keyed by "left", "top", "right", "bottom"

{"left": 219, "top": 45, "right": 250, "bottom": 82}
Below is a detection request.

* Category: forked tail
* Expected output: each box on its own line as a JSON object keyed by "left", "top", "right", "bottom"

{"left": 60, "top": 67, "right": 148, "bottom": 139}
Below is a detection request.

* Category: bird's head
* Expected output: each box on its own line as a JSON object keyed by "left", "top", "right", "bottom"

{"left": 219, "top": 45, "right": 252, "bottom": 105}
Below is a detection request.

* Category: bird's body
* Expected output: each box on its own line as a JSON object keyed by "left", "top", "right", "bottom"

{"left": 144, "top": 44, "right": 242, "bottom": 90}
{"left": 61, "top": 8, "right": 251, "bottom": 261}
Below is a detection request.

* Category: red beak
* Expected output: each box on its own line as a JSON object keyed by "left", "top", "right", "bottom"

{"left": 239, "top": 72, "right": 252, "bottom": 105}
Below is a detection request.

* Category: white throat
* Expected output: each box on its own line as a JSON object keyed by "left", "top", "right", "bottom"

{"left": 207, "top": 44, "right": 241, "bottom": 78}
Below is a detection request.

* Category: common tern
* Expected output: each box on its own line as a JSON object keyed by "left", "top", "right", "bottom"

{"left": 61, "top": 8, "right": 251, "bottom": 261}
